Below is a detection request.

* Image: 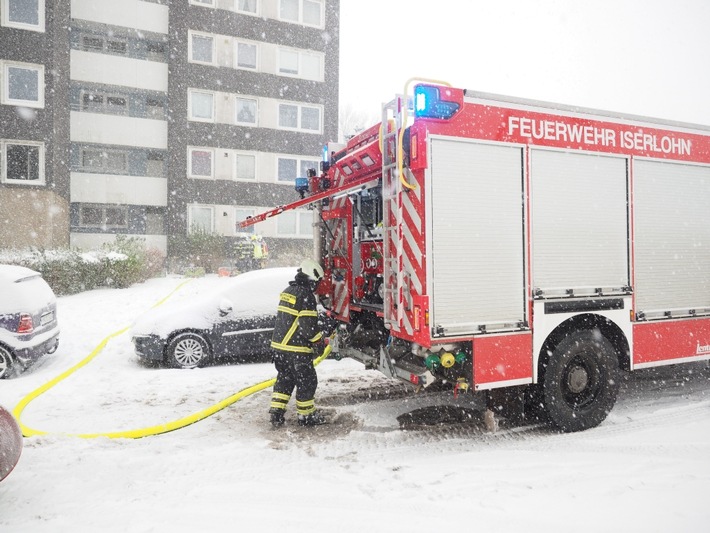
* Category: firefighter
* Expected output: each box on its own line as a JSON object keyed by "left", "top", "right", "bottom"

{"left": 251, "top": 234, "right": 268, "bottom": 269}
{"left": 268, "top": 259, "right": 327, "bottom": 428}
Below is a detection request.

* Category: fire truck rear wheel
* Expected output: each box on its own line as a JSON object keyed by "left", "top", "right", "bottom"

{"left": 542, "top": 330, "right": 619, "bottom": 432}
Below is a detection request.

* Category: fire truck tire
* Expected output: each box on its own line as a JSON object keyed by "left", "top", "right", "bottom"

{"left": 167, "top": 332, "right": 212, "bottom": 369}
{"left": 542, "top": 330, "right": 620, "bottom": 432}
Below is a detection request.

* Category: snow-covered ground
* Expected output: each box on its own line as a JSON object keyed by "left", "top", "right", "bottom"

{"left": 1, "top": 274, "right": 709, "bottom": 532}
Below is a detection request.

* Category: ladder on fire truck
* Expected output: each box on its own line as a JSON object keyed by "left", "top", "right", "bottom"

{"left": 380, "top": 94, "right": 411, "bottom": 334}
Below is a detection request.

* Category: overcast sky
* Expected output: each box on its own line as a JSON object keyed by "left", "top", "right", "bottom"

{"left": 338, "top": 0, "right": 710, "bottom": 126}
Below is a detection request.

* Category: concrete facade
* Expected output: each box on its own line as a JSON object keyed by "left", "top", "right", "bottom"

{"left": 0, "top": 0, "right": 340, "bottom": 259}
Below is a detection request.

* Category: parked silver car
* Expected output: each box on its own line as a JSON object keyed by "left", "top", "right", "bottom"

{"left": 0, "top": 265, "right": 60, "bottom": 378}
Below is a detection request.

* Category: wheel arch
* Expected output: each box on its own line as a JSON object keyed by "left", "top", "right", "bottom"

{"left": 537, "top": 313, "right": 631, "bottom": 382}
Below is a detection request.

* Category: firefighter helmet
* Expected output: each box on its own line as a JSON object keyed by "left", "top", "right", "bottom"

{"left": 299, "top": 258, "right": 324, "bottom": 282}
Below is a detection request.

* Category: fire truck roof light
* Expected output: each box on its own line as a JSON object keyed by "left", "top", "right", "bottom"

{"left": 413, "top": 85, "right": 460, "bottom": 120}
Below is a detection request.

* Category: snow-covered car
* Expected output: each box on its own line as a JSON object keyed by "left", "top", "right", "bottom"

{"left": 130, "top": 267, "right": 297, "bottom": 369}
{"left": 0, "top": 265, "right": 60, "bottom": 379}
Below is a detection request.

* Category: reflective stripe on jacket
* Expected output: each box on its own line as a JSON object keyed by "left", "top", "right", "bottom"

{"left": 270, "top": 274, "right": 322, "bottom": 354}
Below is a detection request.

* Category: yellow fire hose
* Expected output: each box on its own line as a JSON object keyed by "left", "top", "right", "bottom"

{"left": 12, "top": 280, "right": 332, "bottom": 439}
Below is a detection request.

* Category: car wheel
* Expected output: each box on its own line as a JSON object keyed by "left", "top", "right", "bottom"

{"left": 542, "top": 330, "right": 620, "bottom": 433}
{"left": 167, "top": 332, "right": 211, "bottom": 369}
{"left": 0, "top": 345, "right": 15, "bottom": 379}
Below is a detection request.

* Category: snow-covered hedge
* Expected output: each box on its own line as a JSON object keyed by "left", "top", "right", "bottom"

{"left": 0, "top": 236, "right": 165, "bottom": 295}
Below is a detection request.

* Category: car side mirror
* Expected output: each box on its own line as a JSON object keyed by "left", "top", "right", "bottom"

{"left": 218, "top": 298, "right": 233, "bottom": 317}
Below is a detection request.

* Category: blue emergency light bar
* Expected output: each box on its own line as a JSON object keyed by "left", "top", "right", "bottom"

{"left": 413, "top": 85, "right": 460, "bottom": 120}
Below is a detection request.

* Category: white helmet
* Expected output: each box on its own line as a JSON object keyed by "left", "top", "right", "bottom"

{"left": 299, "top": 258, "right": 324, "bottom": 282}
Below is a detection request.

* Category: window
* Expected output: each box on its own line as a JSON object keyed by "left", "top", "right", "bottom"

{"left": 278, "top": 104, "right": 298, "bottom": 129}
{"left": 106, "top": 96, "right": 127, "bottom": 114}
{"left": 189, "top": 205, "right": 214, "bottom": 233}
{"left": 279, "top": 50, "right": 298, "bottom": 75}
{"left": 235, "top": 153, "right": 256, "bottom": 180}
{"left": 189, "top": 0, "right": 214, "bottom": 6}
{"left": 146, "top": 97, "right": 165, "bottom": 119}
{"left": 79, "top": 205, "right": 128, "bottom": 229}
{"left": 190, "top": 32, "right": 214, "bottom": 64}
{"left": 234, "top": 207, "right": 255, "bottom": 234}
{"left": 82, "top": 35, "right": 103, "bottom": 51}
{"left": 235, "top": 42, "right": 257, "bottom": 70}
{"left": 189, "top": 90, "right": 214, "bottom": 121}
{"left": 2, "top": 0, "right": 45, "bottom": 32}
{"left": 81, "top": 149, "right": 128, "bottom": 173}
{"left": 146, "top": 151, "right": 165, "bottom": 177}
{"left": 301, "top": 53, "right": 321, "bottom": 80}
{"left": 277, "top": 210, "right": 312, "bottom": 237}
{"left": 300, "top": 106, "right": 320, "bottom": 131}
{"left": 279, "top": 0, "right": 322, "bottom": 27}
{"left": 145, "top": 207, "right": 164, "bottom": 234}
{"left": 278, "top": 48, "right": 323, "bottom": 81}
{"left": 278, "top": 103, "right": 321, "bottom": 133}
{"left": 81, "top": 91, "right": 128, "bottom": 116}
{"left": 189, "top": 148, "right": 214, "bottom": 178}
{"left": 236, "top": 0, "right": 257, "bottom": 13}
{"left": 106, "top": 39, "right": 127, "bottom": 55}
{"left": 235, "top": 97, "right": 257, "bottom": 125}
{"left": 146, "top": 41, "right": 166, "bottom": 61}
{"left": 277, "top": 156, "right": 319, "bottom": 182}
{"left": 2, "top": 62, "right": 43, "bottom": 108}
{"left": 1, "top": 141, "right": 43, "bottom": 184}
{"left": 82, "top": 92, "right": 104, "bottom": 112}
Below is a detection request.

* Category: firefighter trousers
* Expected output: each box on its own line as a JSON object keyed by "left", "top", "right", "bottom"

{"left": 270, "top": 351, "right": 318, "bottom": 416}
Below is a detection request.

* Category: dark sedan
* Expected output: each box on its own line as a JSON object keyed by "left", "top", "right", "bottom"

{"left": 130, "top": 267, "right": 296, "bottom": 369}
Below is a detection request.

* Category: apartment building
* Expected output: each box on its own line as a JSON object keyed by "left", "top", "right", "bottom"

{"left": 0, "top": 0, "right": 70, "bottom": 249}
{"left": 0, "top": 0, "right": 340, "bottom": 258}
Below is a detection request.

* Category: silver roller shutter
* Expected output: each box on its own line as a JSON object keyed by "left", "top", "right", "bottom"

{"left": 531, "top": 149, "right": 629, "bottom": 296}
{"left": 428, "top": 137, "right": 526, "bottom": 335}
{"left": 634, "top": 159, "right": 710, "bottom": 316}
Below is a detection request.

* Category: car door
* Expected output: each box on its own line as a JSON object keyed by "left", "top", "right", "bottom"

{"left": 215, "top": 314, "right": 276, "bottom": 362}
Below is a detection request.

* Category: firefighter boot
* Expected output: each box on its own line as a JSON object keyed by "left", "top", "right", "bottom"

{"left": 297, "top": 411, "right": 327, "bottom": 427}
{"left": 269, "top": 408, "right": 285, "bottom": 428}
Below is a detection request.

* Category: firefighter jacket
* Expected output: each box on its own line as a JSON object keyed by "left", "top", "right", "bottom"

{"left": 270, "top": 273, "right": 323, "bottom": 354}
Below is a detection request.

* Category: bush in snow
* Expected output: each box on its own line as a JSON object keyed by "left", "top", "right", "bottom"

{"left": 0, "top": 236, "right": 166, "bottom": 295}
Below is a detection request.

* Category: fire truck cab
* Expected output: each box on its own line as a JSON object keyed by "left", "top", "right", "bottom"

{"left": 241, "top": 81, "right": 710, "bottom": 432}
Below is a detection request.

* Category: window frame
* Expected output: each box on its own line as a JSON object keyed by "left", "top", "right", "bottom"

{"left": 188, "top": 204, "right": 215, "bottom": 234}
{"left": 234, "top": 207, "right": 256, "bottom": 235}
{"left": 1, "top": 139, "right": 45, "bottom": 185}
{"left": 234, "top": 151, "right": 257, "bottom": 182}
{"left": 277, "top": 209, "right": 313, "bottom": 238}
{"left": 188, "top": 31, "right": 216, "bottom": 65}
{"left": 78, "top": 204, "right": 129, "bottom": 230}
{"left": 80, "top": 89, "right": 129, "bottom": 116}
{"left": 1, "top": 61, "right": 44, "bottom": 108}
{"left": 1, "top": 0, "right": 45, "bottom": 32}
{"left": 235, "top": 97, "right": 258, "bottom": 126}
{"left": 276, "top": 154, "right": 320, "bottom": 183}
{"left": 235, "top": 0, "right": 258, "bottom": 15}
{"left": 189, "top": 0, "right": 214, "bottom": 7}
{"left": 188, "top": 147, "right": 215, "bottom": 179}
{"left": 277, "top": 102, "right": 322, "bottom": 133}
{"left": 80, "top": 148, "right": 129, "bottom": 174}
{"left": 277, "top": 47, "right": 324, "bottom": 81}
{"left": 278, "top": 0, "right": 323, "bottom": 28}
{"left": 188, "top": 89, "right": 215, "bottom": 122}
{"left": 234, "top": 40, "right": 258, "bottom": 70}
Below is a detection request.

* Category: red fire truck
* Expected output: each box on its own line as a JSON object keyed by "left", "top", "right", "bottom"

{"left": 241, "top": 81, "right": 710, "bottom": 432}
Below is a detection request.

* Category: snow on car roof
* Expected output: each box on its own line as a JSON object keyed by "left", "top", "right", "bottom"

{"left": 130, "top": 267, "right": 298, "bottom": 339}
{"left": 0, "top": 264, "right": 56, "bottom": 314}
{"left": 0, "top": 264, "right": 40, "bottom": 284}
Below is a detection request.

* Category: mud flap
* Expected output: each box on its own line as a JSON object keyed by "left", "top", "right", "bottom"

{"left": 0, "top": 405, "right": 22, "bottom": 482}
